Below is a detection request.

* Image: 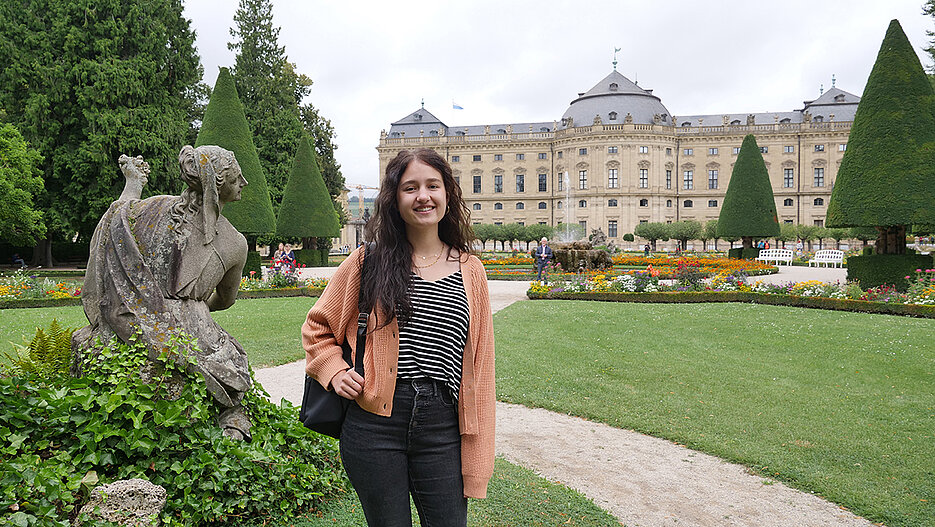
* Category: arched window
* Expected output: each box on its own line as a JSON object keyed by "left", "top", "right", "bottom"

{"left": 578, "top": 200, "right": 587, "bottom": 208}
{"left": 496, "top": 128, "right": 506, "bottom": 134}
{"left": 391, "top": 132, "right": 401, "bottom": 137}
{"left": 783, "top": 198, "right": 793, "bottom": 206}
{"left": 557, "top": 201, "right": 563, "bottom": 209}
{"left": 780, "top": 118, "right": 791, "bottom": 124}
{"left": 429, "top": 130, "right": 438, "bottom": 136}
{"left": 708, "top": 200, "right": 718, "bottom": 207}
{"left": 608, "top": 199, "right": 618, "bottom": 207}
{"left": 666, "top": 199, "right": 672, "bottom": 207}
{"left": 730, "top": 119, "right": 741, "bottom": 125}
{"left": 609, "top": 82, "right": 619, "bottom": 91}
{"left": 538, "top": 202, "right": 547, "bottom": 209}
{"left": 683, "top": 200, "right": 693, "bottom": 208}
{"left": 814, "top": 198, "right": 824, "bottom": 206}
{"left": 473, "top": 203, "right": 481, "bottom": 210}
{"left": 681, "top": 122, "right": 692, "bottom": 127}
{"left": 814, "top": 116, "right": 824, "bottom": 122}
{"left": 494, "top": 202, "right": 503, "bottom": 210}
{"left": 639, "top": 199, "right": 649, "bottom": 207}
{"left": 609, "top": 111, "right": 618, "bottom": 121}
{"left": 516, "top": 202, "right": 524, "bottom": 210}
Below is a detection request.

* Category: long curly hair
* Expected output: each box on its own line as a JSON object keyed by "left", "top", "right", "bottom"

{"left": 362, "top": 148, "right": 474, "bottom": 327}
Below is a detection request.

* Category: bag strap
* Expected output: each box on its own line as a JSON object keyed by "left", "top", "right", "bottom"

{"left": 352, "top": 242, "right": 375, "bottom": 377}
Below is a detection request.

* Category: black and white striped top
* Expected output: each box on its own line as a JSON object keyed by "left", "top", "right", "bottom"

{"left": 397, "top": 270, "right": 470, "bottom": 399}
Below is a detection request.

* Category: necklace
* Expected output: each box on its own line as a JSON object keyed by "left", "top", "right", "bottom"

{"left": 412, "top": 249, "right": 443, "bottom": 269}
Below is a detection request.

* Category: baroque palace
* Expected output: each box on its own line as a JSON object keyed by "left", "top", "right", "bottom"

{"left": 376, "top": 70, "right": 857, "bottom": 242}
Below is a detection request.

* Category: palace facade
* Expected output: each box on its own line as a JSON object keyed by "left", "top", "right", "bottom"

{"left": 377, "top": 70, "right": 857, "bottom": 243}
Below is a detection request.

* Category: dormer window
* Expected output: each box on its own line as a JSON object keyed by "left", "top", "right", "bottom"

{"left": 414, "top": 113, "right": 422, "bottom": 121}
{"left": 391, "top": 132, "right": 400, "bottom": 138}
{"left": 780, "top": 118, "right": 791, "bottom": 123}
{"left": 681, "top": 122, "right": 691, "bottom": 127}
{"left": 456, "top": 131, "right": 465, "bottom": 136}
{"left": 661, "top": 114, "right": 668, "bottom": 122}
{"left": 814, "top": 116, "right": 824, "bottom": 122}
{"left": 730, "top": 119, "right": 741, "bottom": 125}
{"left": 496, "top": 128, "right": 506, "bottom": 134}
{"left": 429, "top": 130, "right": 438, "bottom": 136}
{"left": 609, "top": 111, "right": 618, "bottom": 121}
{"left": 609, "top": 82, "right": 618, "bottom": 91}
{"left": 540, "top": 127, "right": 550, "bottom": 132}
{"left": 834, "top": 94, "right": 846, "bottom": 102}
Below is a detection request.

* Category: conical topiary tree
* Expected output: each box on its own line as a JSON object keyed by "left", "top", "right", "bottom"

{"left": 196, "top": 67, "right": 276, "bottom": 243}
{"left": 717, "top": 134, "right": 780, "bottom": 250}
{"left": 826, "top": 19, "right": 935, "bottom": 252}
{"left": 276, "top": 135, "right": 339, "bottom": 264}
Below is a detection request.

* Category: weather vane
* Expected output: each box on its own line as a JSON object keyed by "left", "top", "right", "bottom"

{"left": 613, "top": 47, "right": 621, "bottom": 70}
{"left": 832, "top": 74, "right": 836, "bottom": 88}
{"left": 421, "top": 98, "right": 424, "bottom": 109}
{"left": 820, "top": 83, "right": 824, "bottom": 95}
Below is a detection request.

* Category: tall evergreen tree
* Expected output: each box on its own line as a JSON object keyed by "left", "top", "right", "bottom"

{"left": 276, "top": 135, "right": 339, "bottom": 250}
{"left": 228, "top": 0, "right": 344, "bottom": 215}
{"left": 717, "top": 134, "right": 780, "bottom": 249}
{"left": 0, "top": 0, "right": 205, "bottom": 265}
{"left": 826, "top": 19, "right": 935, "bottom": 254}
{"left": 196, "top": 67, "right": 276, "bottom": 239}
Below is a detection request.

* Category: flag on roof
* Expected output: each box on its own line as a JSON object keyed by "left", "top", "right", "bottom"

{"left": 452, "top": 101, "right": 464, "bottom": 110}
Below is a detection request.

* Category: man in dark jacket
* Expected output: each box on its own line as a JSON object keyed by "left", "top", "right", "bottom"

{"left": 535, "top": 237, "right": 553, "bottom": 281}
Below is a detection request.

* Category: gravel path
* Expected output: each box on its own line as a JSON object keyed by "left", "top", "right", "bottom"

{"left": 260, "top": 265, "right": 878, "bottom": 526}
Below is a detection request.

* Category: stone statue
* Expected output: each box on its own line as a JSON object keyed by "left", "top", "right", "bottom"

{"left": 73, "top": 145, "right": 253, "bottom": 440}
{"left": 589, "top": 228, "right": 607, "bottom": 246}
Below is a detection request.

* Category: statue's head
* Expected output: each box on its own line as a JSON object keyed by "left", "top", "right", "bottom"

{"left": 178, "top": 145, "right": 247, "bottom": 242}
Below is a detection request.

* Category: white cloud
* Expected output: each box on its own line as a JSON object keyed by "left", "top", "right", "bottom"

{"left": 185, "top": 0, "right": 933, "bottom": 190}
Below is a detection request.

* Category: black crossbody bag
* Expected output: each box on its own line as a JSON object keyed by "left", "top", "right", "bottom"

{"left": 300, "top": 244, "right": 372, "bottom": 438}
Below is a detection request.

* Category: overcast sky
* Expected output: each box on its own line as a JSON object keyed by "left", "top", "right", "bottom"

{"left": 183, "top": 0, "right": 933, "bottom": 192}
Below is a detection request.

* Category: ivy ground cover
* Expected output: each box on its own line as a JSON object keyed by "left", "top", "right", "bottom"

{"left": 494, "top": 301, "right": 934, "bottom": 527}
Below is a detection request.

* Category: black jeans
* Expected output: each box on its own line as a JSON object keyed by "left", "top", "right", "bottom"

{"left": 340, "top": 378, "right": 467, "bottom": 527}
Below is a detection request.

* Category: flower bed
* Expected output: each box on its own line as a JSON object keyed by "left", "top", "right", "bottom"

{"left": 0, "top": 271, "right": 82, "bottom": 301}
{"left": 527, "top": 268, "right": 935, "bottom": 317}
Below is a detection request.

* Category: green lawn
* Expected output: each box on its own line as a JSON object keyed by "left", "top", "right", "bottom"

{"left": 494, "top": 301, "right": 935, "bottom": 527}
{"left": 264, "top": 458, "right": 619, "bottom": 527}
{"left": 0, "top": 297, "right": 316, "bottom": 368}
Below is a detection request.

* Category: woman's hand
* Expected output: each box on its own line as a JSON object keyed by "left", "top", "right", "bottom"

{"left": 331, "top": 368, "right": 364, "bottom": 399}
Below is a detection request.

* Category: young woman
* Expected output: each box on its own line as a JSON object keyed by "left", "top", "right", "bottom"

{"left": 302, "top": 149, "right": 495, "bottom": 526}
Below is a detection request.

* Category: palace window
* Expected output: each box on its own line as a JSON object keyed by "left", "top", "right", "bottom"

{"left": 783, "top": 168, "right": 794, "bottom": 188}
{"left": 516, "top": 174, "right": 524, "bottom": 193}
{"left": 708, "top": 199, "right": 718, "bottom": 207}
{"left": 683, "top": 170, "right": 693, "bottom": 190}
{"left": 494, "top": 175, "right": 503, "bottom": 193}
{"left": 783, "top": 198, "right": 794, "bottom": 206}
{"left": 579, "top": 170, "right": 587, "bottom": 190}
{"left": 639, "top": 146, "right": 649, "bottom": 154}
{"left": 538, "top": 173, "right": 547, "bottom": 192}
{"left": 451, "top": 155, "right": 460, "bottom": 162}
{"left": 760, "top": 146, "right": 768, "bottom": 154}
{"left": 683, "top": 148, "right": 694, "bottom": 156}
{"left": 608, "top": 168, "right": 619, "bottom": 189}
{"left": 516, "top": 153, "right": 525, "bottom": 161}
{"left": 639, "top": 199, "right": 649, "bottom": 207}
{"left": 815, "top": 144, "right": 825, "bottom": 152}
{"left": 494, "top": 154, "right": 503, "bottom": 161}
{"left": 473, "top": 175, "right": 481, "bottom": 193}
{"left": 608, "top": 220, "right": 618, "bottom": 238}
{"left": 516, "top": 202, "right": 524, "bottom": 209}
{"left": 557, "top": 151, "right": 563, "bottom": 159}
{"left": 538, "top": 152, "right": 548, "bottom": 159}
{"left": 814, "top": 219, "right": 824, "bottom": 227}
{"left": 609, "top": 112, "right": 618, "bottom": 120}
{"left": 608, "top": 146, "right": 618, "bottom": 154}
{"left": 814, "top": 198, "right": 824, "bottom": 206}
{"left": 579, "top": 148, "right": 588, "bottom": 155}
{"left": 708, "top": 170, "right": 718, "bottom": 189}
{"left": 666, "top": 199, "right": 672, "bottom": 207}
{"left": 708, "top": 147, "right": 718, "bottom": 155}
{"left": 666, "top": 147, "right": 672, "bottom": 156}
{"left": 557, "top": 201, "right": 563, "bottom": 209}
{"left": 814, "top": 168, "right": 825, "bottom": 187}
{"left": 558, "top": 174, "right": 563, "bottom": 191}
{"left": 684, "top": 200, "right": 693, "bottom": 207}
{"left": 538, "top": 201, "right": 547, "bottom": 209}
{"left": 608, "top": 199, "right": 618, "bottom": 207}
{"left": 473, "top": 203, "right": 481, "bottom": 210}
{"left": 639, "top": 169, "right": 648, "bottom": 188}
{"left": 783, "top": 145, "right": 794, "bottom": 153}
{"left": 473, "top": 155, "right": 481, "bottom": 162}
{"left": 578, "top": 200, "right": 587, "bottom": 208}
{"left": 838, "top": 144, "right": 847, "bottom": 152}
{"left": 666, "top": 169, "right": 672, "bottom": 189}
{"left": 732, "top": 147, "right": 741, "bottom": 155}
{"left": 494, "top": 202, "right": 503, "bottom": 210}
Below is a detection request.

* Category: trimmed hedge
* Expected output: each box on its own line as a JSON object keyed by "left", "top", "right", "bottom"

{"left": 244, "top": 250, "right": 262, "bottom": 277}
{"left": 1, "top": 288, "right": 323, "bottom": 309}
{"left": 295, "top": 248, "right": 320, "bottom": 267}
{"left": 527, "top": 290, "right": 935, "bottom": 318}
{"left": 846, "top": 253, "right": 933, "bottom": 291}
{"left": 727, "top": 248, "right": 744, "bottom": 259}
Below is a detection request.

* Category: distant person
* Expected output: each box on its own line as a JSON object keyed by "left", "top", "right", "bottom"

{"left": 272, "top": 242, "right": 285, "bottom": 270}
{"left": 644, "top": 244, "right": 650, "bottom": 257}
{"left": 534, "top": 237, "right": 553, "bottom": 281}
{"left": 11, "top": 253, "right": 26, "bottom": 268}
{"left": 281, "top": 243, "right": 296, "bottom": 271}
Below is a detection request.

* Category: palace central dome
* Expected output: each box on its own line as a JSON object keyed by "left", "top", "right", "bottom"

{"left": 560, "top": 70, "right": 671, "bottom": 128}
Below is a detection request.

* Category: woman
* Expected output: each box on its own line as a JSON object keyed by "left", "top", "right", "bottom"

{"left": 74, "top": 145, "right": 253, "bottom": 439}
{"left": 302, "top": 149, "right": 495, "bottom": 526}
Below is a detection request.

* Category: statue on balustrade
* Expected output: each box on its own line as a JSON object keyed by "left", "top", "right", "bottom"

{"left": 72, "top": 145, "right": 253, "bottom": 440}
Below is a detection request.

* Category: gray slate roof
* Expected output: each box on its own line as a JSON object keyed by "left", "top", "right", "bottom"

{"left": 560, "top": 70, "right": 672, "bottom": 128}
{"left": 675, "top": 87, "right": 860, "bottom": 127}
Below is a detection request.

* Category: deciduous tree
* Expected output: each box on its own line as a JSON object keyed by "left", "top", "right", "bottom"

{"left": 0, "top": 122, "right": 45, "bottom": 245}
{"left": 633, "top": 222, "right": 669, "bottom": 251}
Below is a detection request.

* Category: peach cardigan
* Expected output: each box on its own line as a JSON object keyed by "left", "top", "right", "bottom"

{"left": 302, "top": 247, "right": 496, "bottom": 498}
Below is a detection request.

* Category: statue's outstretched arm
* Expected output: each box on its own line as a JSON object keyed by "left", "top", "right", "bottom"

{"left": 117, "top": 154, "right": 150, "bottom": 201}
